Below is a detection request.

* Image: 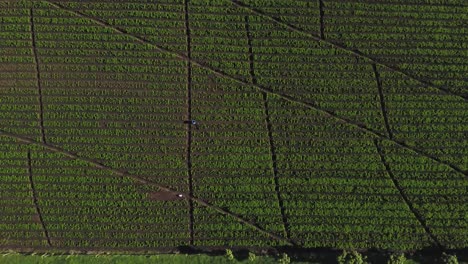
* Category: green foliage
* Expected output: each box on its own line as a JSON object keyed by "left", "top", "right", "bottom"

{"left": 248, "top": 252, "right": 256, "bottom": 262}
{"left": 278, "top": 253, "right": 290, "bottom": 264}
{"left": 0, "top": 0, "right": 467, "bottom": 254}
{"left": 440, "top": 253, "right": 458, "bottom": 264}
{"left": 225, "top": 249, "right": 235, "bottom": 261}
{"left": 387, "top": 253, "right": 406, "bottom": 264}
{"left": 337, "top": 250, "right": 366, "bottom": 264}
{"left": 0, "top": 253, "right": 279, "bottom": 264}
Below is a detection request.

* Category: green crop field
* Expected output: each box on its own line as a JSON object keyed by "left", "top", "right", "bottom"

{"left": 0, "top": 0, "right": 467, "bottom": 260}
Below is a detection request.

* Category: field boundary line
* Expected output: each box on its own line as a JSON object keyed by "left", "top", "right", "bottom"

{"left": 184, "top": 0, "right": 195, "bottom": 246}
{"left": 27, "top": 150, "right": 52, "bottom": 247}
{"left": 245, "top": 14, "right": 292, "bottom": 242}
{"left": 373, "top": 139, "right": 443, "bottom": 250}
{"left": 45, "top": 2, "right": 467, "bottom": 176}
{"left": 244, "top": 15, "right": 257, "bottom": 86}
{"left": 29, "top": 8, "right": 47, "bottom": 144}
{"left": 0, "top": 130, "right": 295, "bottom": 247}
{"left": 230, "top": 0, "right": 468, "bottom": 101}
{"left": 372, "top": 63, "right": 393, "bottom": 139}
{"left": 262, "top": 92, "right": 292, "bottom": 242}
{"left": 318, "top": 0, "right": 325, "bottom": 39}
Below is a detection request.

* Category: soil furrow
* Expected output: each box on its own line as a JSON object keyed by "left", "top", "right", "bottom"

{"left": 44, "top": 0, "right": 467, "bottom": 189}
{"left": 263, "top": 92, "right": 294, "bottom": 242}
{"left": 247, "top": 15, "right": 293, "bottom": 241}
{"left": 318, "top": 0, "right": 325, "bottom": 39}
{"left": 244, "top": 15, "right": 256, "bottom": 85}
{"left": 230, "top": 0, "right": 468, "bottom": 101}
{"left": 372, "top": 63, "right": 393, "bottom": 139}
{"left": 184, "top": 0, "right": 195, "bottom": 246}
{"left": 0, "top": 129, "right": 296, "bottom": 247}
{"left": 30, "top": 8, "right": 47, "bottom": 144}
{"left": 27, "top": 150, "right": 52, "bottom": 247}
{"left": 374, "top": 139, "right": 443, "bottom": 250}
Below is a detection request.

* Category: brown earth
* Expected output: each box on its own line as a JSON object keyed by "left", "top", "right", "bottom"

{"left": 148, "top": 190, "right": 185, "bottom": 201}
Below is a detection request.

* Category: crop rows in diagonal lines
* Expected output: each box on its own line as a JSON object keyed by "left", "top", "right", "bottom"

{"left": 233, "top": 0, "right": 468, "bottom": 99}
{"left": 0, "top": 0, "right": 467, "bottom": 251}
{"left": 0, "top": 4, "right": 291, "bottom": 249}
{"left": 320, "top": 0, "right": 468, "bottom": 101}
{"left": 39, "top": 0, "right": 462, "bottom": 173}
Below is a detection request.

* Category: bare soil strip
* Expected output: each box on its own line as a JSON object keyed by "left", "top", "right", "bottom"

{"left": 374, "top": 139, "right": 443, "bottom": 250}
{"left": 27, "top": 150, "right": 52, "bottom": 247}
{"left": 318, "top": 0, "right": 325, "bottom": 39}
{"left": 372, "top": 63, "right": 393, "bottom": 139}
{"left": 29, "top": 8, "right": 47, "bottom": 144}
{"left": 0, "top": 131, "right": 295, "bottom": 247}
{"left": 45, "top": 3, "right": 468, "bottom": 175}
{"left": 231, "top": 0, "right": 468, "bottom": 101}
{"left": 184, "top": 0, "right": 195, "bottom": 246}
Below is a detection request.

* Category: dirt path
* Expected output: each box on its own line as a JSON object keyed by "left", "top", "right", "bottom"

{"left": 245, "top": 14, "right": 293, "bottom": 242}
{"left": 45, "top": 1, "right": 466, "bottom": 176}
{"left": 29, "top": 8, "right": 47, "bottom": 144}
{"left": 0, "top": 129, "right": 296, "bottom": 247}
{"left": 262, "top": 92, "right": 293, "bottom": 242}
{"left": 231, "top": 0, "right": 467, "bottom": 101}
{"left": 372, "top": 63, "right": 393, "bottom": 139}
{"left": 27, "top": 150, "right": 52, "bottom": 246}
{"left": 183, "top": 0, "right": 195, "bottom": 246}
{"left": 374, "top": 139, "right": 443, "bottom": 250}
{"left": 318, "top": 0, "right": 325, "bottom": 39}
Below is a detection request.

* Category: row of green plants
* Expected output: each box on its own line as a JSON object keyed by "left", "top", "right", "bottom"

{"left": 191, "top": 69, "right": 286, "bottom": 240}
{"left": 0, "top": 142, "right": 192, "bottom": 249}
{"left": 189, "top": 3, "right": 252, "bottom": 79}
{"left": 380, "top": 140, "right": 468, "bottom": 249}
{"left": 268, "top": 96, "right": 439, "bottom": 250}
{"left": 322, "top": 0, "right": 467, "bottom": 97}
{"left": 221, "top": 249, "right": 460, "bottom": 264}
{"left": 0, "top": 1, "right": 466, "bottom": 252}
{"left": 0, "top": 6, "right": 193, "bottom": 249}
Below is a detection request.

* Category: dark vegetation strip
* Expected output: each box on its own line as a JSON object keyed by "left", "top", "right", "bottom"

{"left": 373, "top": 139, "right": 443, "bottom": 250}
{"left": 245, "top": 14, "right": 293, "bottom": 242}
{"left": 44, "top": 2, "right": 468, "bottom": 176}
{"left": 0, "top": 131, "right": 296, "bottom": 247}
{"left": 318, "top": 0, "right": 325, "bottom": 39}
{"left": 29, "top": 8, "right": 47, "bottom": 144}
{"left": 184, "top": 0, "right": 195, "bottom": 246}
{"left": 27, "top": 150, "right": 52, "bottom": 247}
{"left": 372, "top": 63, "right": 393, "bottom": 139}
{"left": 230, "top": 0, "right": 468, "bottom": 101}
